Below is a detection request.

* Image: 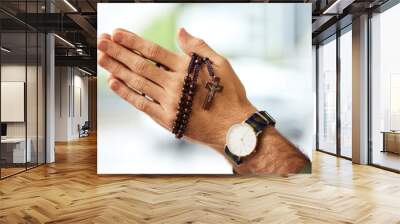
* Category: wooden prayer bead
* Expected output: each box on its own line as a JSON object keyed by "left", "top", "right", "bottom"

{"left": 172, "top": 53, "right": 221, "bottom": 138}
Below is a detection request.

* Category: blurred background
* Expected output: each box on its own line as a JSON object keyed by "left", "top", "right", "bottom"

{"left": 97, "top": 3, "right": 312, "bottom": 174}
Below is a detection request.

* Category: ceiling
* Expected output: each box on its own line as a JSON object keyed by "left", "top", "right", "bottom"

{"left": 0, "top": 0, "right": 395, "bottom": 74}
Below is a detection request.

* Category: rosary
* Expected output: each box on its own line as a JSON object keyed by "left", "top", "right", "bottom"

{"left": 172, "top": 53, "right": 223, "bottom": 138}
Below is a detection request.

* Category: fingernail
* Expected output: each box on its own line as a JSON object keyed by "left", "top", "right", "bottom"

{"left": 109, "top": 79, "right": 119, "bottom": 91}
{"left": 98, "top": 40, "right": 108, "bottom": 51}
{"left": 113, "top": 32, "right": 122, "bottom": 43}
{"left": 177, "top": 28, "right": 184, "bottom": 38}
{"left": 99, "top": 33, "right": 110, "bottom": 40}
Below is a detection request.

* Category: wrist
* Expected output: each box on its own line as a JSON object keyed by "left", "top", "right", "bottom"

{"left": 208, "top": 103, "right": 257, "bottom": 153}
{"left": 234, "top": 126, "right": 310, "bottom": 174}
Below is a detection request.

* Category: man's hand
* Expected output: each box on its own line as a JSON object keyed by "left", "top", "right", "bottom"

{"left": 97, "top": 28, "right": 310, "bottom": 174}
{"left": 97, "top": 28, "right": 256, "bottom": 153}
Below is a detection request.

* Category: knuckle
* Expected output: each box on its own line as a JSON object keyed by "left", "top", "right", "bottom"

{"left": 136, "top": 97, "right": 147, "bottom": 112}
{"left": 113, "top": 46, "right": 122, "bottom": 59}
{"left": 193, "top": 38, "right": 207, "bottom": 48}
{"left": 132, "top": 78, "right": 147, "bottom": 93}
{"left": 133, "top": 60, "right": 147, "bottom": 74}
{"left": 112, "top": 62, "right": 122, "bottom": 74}
{"left": 147, "top": 45, "right": 162, "bottom": 59}
{"left": 98, "top": 54, "right": 109, "bottom": 67}
{"left": 122, "top": 91, "right": 131, "bottom": 102}
{"left": 112, "top": 29, "right": 125, "bottom": 40}
{"left": 215, "top": 56, "right": 229, "bottom": 66}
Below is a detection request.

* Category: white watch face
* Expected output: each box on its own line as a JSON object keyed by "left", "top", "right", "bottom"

{"left": 226, "top": 123, "right": 257, "bottom": 157}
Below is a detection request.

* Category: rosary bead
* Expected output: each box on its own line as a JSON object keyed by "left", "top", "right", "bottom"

{"left": 184, "top": 76, "right": 192, "bottom": 82}
{"left": 173, "top": 53, "right": 219, "bottom": 138}
{"left": 179, "top": 123, "right": 186, "bottom": 129}
{"left": 182, "top": 86, "right": 188, "bottom": 92}
{"left": 179, "top": 98, "right": 186, "bottom": 106}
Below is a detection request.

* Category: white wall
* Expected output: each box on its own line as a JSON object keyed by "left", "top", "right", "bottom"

{"left": 1, "top": 65, "right": 35, "bottom": 138}
{"left": 54, "top": 67, "right": 89, "bottom": 141}
{"left": 1, "top": 63, "right": 46, "bottom": 164}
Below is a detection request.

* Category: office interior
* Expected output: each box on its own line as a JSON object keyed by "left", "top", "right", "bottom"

{"left": 314, "top": 0, "right": 400, "bottom": 172}
{"left": 0, "top": 0, "right": 97, "bottom": 179}
{"left": 0, "top": 0, "right": 399, "bottom": 222}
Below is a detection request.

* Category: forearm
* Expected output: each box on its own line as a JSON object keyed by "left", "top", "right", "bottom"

{"left": 234, "top": 126, "right": 310, "bottom": 175}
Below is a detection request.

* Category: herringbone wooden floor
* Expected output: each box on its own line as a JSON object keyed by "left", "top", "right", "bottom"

{"left": 1, "top": 135, "right": 400, "bottom": 224}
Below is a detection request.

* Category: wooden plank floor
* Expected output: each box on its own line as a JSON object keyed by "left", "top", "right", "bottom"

{"left": 1, "top": 135, "right": 400, "bottom": 224}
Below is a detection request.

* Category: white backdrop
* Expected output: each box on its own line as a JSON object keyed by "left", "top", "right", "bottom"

{"left": 97, "top": 3, "right": 313, "bottom": 174}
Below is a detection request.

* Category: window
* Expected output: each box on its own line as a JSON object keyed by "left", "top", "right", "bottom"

{"left": 318, "top": 37, "right": 337, "bottom": 154}
{"left": 371, "top": 3, "right": 400, "bottom": 171}
{"left": 339, "top": 29, "right": 352, "bottom": 158}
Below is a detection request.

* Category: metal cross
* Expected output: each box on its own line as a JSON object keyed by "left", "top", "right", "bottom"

{"left": 202, "top": 77, "right": 223, "bottom": 110}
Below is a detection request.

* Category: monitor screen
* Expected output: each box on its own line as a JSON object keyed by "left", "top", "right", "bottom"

{"left": 1, "top": 123, "right": 7, "bottom": 137}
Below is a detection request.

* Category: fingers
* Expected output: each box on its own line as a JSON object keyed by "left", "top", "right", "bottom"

{"left": 99, "top": 33, "right": 111, "bottom": 40}
{"left": 111, "top": 28, "right": 182, "bottom": 72}
{"left": 98, "top": 52, "right": 165, "bottom": 103}
{"left": 97, "top": 38, "right": 170, "bottom": 86}
{"left": 108, "top": 77, "right": 165, "bottom": 123}
{"left": 177, "top": 28, "right": 227, "bottom": 66}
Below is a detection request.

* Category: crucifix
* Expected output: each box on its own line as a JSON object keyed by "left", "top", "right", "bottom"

{"left": 202, "top": 77, "right": 223, "bottom": 110}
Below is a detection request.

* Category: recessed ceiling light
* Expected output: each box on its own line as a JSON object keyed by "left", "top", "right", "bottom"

{"left": 1, "top": 47, "right": 11, "bottom": 53}
{"left": 78, "top": 67, "right": 93, "bottom": 76}
{"left": 54, "top": 34, "right": 75, "bottom": 48}
{"left": 323, "top": 0, "right": 354, "bottom": 15}
{"left": 63, "top": 0, "right": 78, "bottom": 12}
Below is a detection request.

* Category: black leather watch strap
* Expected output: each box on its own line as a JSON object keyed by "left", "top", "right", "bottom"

{"left": 224, "top": 146, "right": 242, "bottom": 165}
{"left": 245, "top": 111, "right": 275, "bottom": 133}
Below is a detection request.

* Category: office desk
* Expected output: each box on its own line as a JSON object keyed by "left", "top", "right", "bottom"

{"left": 1, "top": 138, "right": 31, "bottom": 163}
{"left": 382, "top": 131, "right": 400, "bottom": 154}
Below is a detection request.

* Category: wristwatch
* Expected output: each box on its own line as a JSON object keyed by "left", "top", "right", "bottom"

{"left": 224, "top": 111, "right": 275, "bottom": 165}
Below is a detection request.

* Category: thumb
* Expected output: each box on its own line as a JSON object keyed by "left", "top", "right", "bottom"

{"left": 177, "top": 28, "right": 222, "bottom": 64}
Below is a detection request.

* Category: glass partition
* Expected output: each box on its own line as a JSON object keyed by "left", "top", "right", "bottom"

{"left": 38, "top": 32, "right": 45, "bottom": 165}
{"left": 27, "top": 31, "right": 38, "bottom": 169}
{"left": 0, "top": 1, "right": 46, "bottom": 179}
{"left": 1, "top": 30, "right": 28, "bottom": 178}
{"left": 317, "top": 37, "right": 337, "bottom": 154}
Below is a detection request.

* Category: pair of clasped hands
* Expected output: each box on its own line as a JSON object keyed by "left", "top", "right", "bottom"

{"left": 97, "top": 28, "right": 310, "bottom": 174}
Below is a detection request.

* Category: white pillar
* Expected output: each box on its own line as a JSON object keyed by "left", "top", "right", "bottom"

{"left": 352, "top": 14, "right": 369, "bottom": 164}
{"left": 46, "top": 33, "right": 55, "bottom": 163}
{"left": 45, "top": 1, "right": 55, "bottom": 163}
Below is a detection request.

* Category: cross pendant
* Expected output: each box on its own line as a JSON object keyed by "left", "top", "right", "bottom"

{"left": 202, "top": 77, "right": 223, "bottom": 110}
